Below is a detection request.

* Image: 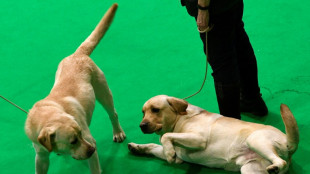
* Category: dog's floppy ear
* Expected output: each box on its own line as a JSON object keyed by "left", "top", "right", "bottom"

{"left": 167, "top": 97, "right": 188, "bottom": 115}
{"left": 38, "top": 128, "right": 55, "bottom": 152}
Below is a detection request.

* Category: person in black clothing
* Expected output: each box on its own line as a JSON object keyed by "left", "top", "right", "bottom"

{"left": 181, "top": 0, "right": 268, "bottom": 119}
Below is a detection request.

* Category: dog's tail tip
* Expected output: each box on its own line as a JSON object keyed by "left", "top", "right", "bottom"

{"left": 112, "top": 3, "right": 118, "bottom": 8}
{"left": 75, "top": 3, "right": 118, "bottom": 56}
{"left": 280, "top": 103, "right": 291, "bottom": 111}
{"left": 280, "top": 104, "right": 299, "bottom": 155}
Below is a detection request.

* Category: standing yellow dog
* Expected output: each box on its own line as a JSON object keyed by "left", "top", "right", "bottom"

{"left": 129, "top": 95, "right": 299, "bottom": 174}
{"left": 25, "top": 4, "right": 125, "bottom": 174}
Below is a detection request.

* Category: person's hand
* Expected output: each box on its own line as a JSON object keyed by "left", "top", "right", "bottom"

{"left": 196, "top": 9, "right": 210, "bottom": 33}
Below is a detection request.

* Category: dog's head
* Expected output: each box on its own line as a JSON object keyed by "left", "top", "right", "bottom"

{"left": 140, "top": 95, "right": 188, "bottom": 135}
{"left": 37, "top": 115, "right": 95, "bottom": 160}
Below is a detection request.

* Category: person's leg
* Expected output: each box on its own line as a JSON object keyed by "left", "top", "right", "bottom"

{"left": 183, "top": 1, "right": 241, "bottom": 119}
{"left": 213, "top": 81, "right": 241, "bottom": 119}
{"left": 204, "top": 7, "right": 241, "bottom": 119}
{"left": 234, "top": 1, "right": 268, "bottom": 116}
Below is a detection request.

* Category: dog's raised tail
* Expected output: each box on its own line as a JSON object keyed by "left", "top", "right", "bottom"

{"left": 75, "top": 3, "right": 118, "bottom": 56}
{"left": 280, "top": 104, "right": 299, "bottom": 156}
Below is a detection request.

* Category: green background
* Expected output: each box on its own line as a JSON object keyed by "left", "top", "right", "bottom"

{"left": 0, "top": 0, "right": 309, "bottom": 173}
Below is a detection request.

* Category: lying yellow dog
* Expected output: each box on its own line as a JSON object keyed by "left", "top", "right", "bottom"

{"left": 129, "top": 95, "right": 298, "bottom": 174}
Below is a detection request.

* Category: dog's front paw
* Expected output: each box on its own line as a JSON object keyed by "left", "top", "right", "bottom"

{"left": 113, "top": 129, "right": 126, "bottom": 143}
{"left": 128, "top": 143, "right": 141, "bottom": 154}
{"left": 175, "top": 156, "right": 183, "bottom": 164}
{"left": 128, "top": 143, "right": 148, "bottom": 156}
{"left": 164, "top": 149, "right": 177, "bottom": 164}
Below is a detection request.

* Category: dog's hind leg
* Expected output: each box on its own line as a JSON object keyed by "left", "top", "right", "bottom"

{"left": 128, "top": 143, "right": 183, "bottom": 164}
{"left": 246, "top": 130, "right": 287, "bottom": 174}
{"left": 88, "top": 151, "right": 101, "bottom": 174}
{"left": 241, "top": 161, "right": 268, "bottom": 174}
{"left": 92, "top": 66, "right": 126, "bottom": 142}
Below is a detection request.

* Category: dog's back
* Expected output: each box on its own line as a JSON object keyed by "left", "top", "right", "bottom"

{"left": 46, "top": 4, "right": 119, "bottom": 117}
{"left": 52, "top": 3, "right": 118, "bottom": 89}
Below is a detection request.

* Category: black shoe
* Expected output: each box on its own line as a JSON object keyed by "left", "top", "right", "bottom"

{"left": 240, "top": 94, "right": 268, "bottom": 116}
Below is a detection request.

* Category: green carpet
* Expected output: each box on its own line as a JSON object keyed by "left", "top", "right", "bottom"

{"left": 0, "top": 0, "right": 309, "bottom": 173}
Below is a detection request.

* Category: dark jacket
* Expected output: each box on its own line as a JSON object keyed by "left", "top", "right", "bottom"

{"left": 181, "top": 0, "right": 242, "bottom": 16}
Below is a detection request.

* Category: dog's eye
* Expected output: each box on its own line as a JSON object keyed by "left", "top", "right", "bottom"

{"left": 151, "top": 108, "right": 160, "bottom": 113}
{"left": 71, "top": 138, "right": 78, "bottom": 145}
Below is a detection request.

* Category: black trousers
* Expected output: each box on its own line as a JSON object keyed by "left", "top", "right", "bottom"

{"left": 184, "top": 1, "right": 261, "bottom": 118}
{"left": 186, "top": 1, "right": 260, "bottom": 98}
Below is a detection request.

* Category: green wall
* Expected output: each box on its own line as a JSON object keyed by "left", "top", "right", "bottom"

{"left": 0, "top": 0, "right": 309, "bottom": 173}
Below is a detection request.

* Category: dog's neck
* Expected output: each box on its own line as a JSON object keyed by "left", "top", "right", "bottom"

{"left": 169, "top": 104, "right": 204, "bottom": 133}
{"left": 172, "top": 104, "right": 205, "bottom": 132}
{"left": 186, "top": 104, "right": 205, "bottom": 117}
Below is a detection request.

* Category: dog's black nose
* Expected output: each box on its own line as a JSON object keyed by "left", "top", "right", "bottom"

{"left": 87, "top": 146, "right": 95, "bottom": 157}
{"left": 140, "top": 122, "right": 149, "bottom": 132}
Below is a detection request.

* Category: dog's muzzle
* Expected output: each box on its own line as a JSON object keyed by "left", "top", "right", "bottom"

{"left": 72, "top": 146, "right": 96, "bottom": 160}
{"left": 86, "top": 146, "right": 96, "bottom": 158}
{"left": 140, "top": 122, "right": 151, "bottom": 134}
{"left": 140, "top": 122, "right": 162, "bottom": 134}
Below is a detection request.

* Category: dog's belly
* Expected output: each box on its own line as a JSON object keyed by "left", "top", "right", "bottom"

{"left": 175, "top": 142, "right": 260, "bottom": 171}
{"left": 176, "top": 147, "right": 237, "bottom": 170}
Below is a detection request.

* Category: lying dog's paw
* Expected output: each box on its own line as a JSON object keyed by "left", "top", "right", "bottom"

{"left": 175, "top": 156, "right": 183, "bottom": 164}
{"left": 165, "top": 149, "right": 177, "bottom": 164}
{"left": 113, "top": 129, "right": 126, "bottom": 143}
{"left": 266, "top": 160, "right": 286, "bottom": 174}
{"left": 267, "top": 165, "right": 279, "bottom": 174}
{"left": 128, "top": 143, "right": 146, "bottom": 156}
